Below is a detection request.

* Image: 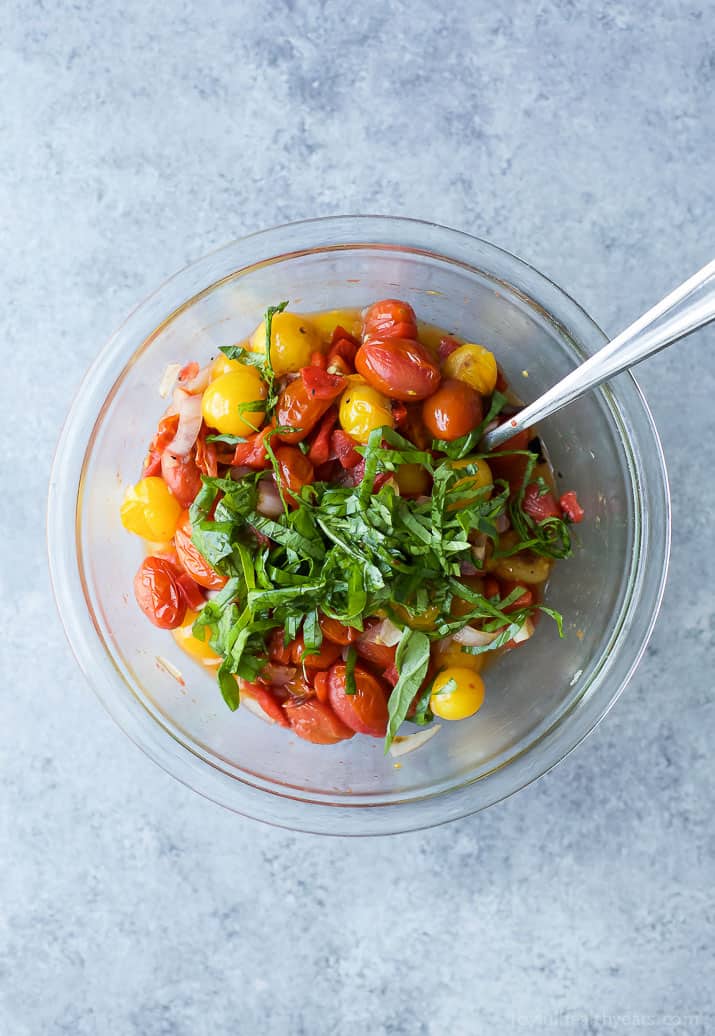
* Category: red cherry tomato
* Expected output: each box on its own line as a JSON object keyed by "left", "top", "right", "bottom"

{"left": 239, "top": 680, "right": 291, "bottom": 727}
{"left": 488, "top": 427, "right": 531, "bottom": 493}
{"left": 523, "top": 483, "right": 561, "bottom": 521}
{"left": 559, "top": 490, "right": 585, "bottom": 523}
{"left": 174, "top": 511, "right": 227, "bottom": 590}
{"left": 328, "top": 663, "right": 389, "bottom": 737}
{"left": 290, "top": 634, "right": 342, "bottom": 670}
{"left": 175, "top": 571, "right": 206, "bottom": 610}
{"left": 362, "top": 299, "right": 418, "bottom": 341}
{"left": 283, "top": 698, "right": 355, "bottom": 744}
{"left": 275, "top": 379, "right": 336, "bottom": 444}
{"left": 354, "top": 636, "right": 397, "bottom": 670}
{"left": 355, "top": 338, "right": 441, "bottom": 401}
{"left": 274, "top": 446, "right": 315, "bottom": 505}
{"left": 133, "top": 556, "right": 186, "bottom": 629}
{"left": 319, "top": 613, "right": 360, "bottom": 645}
{"left": 421, "top": 378, "right": 483, "bottom": 441}
{"left": 312, "top": 670, "right": 330, "bottom": 704}
{"left": 160, "top": 451, "right": 203, "bottom": 509}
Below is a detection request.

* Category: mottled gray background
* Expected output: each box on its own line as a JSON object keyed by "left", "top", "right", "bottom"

{"left": 2, "top": 1, "right": 714, "bottom": 1034}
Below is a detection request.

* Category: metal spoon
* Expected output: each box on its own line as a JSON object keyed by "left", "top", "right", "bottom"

{"left": 482, "top": 258, "right": 715, "bottom": 451}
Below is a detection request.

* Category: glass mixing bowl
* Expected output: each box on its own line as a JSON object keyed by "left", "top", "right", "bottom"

{"left": 47, "top": 216, "right": 670, "bottom": 835}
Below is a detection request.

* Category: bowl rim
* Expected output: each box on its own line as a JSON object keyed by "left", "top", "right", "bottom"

{"left": 47, "top": 215, "right": 671, "bottom": 835}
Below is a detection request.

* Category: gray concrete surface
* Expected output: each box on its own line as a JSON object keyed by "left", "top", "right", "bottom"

{"left": 2, "top": 1, "right": 714, "bottom": 1033}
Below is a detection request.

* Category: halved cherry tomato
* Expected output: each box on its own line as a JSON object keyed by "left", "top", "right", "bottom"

{"left": 523, "top": 483, "right": 561, "bottom": 521}
{"left": 319, "top": 613, "right": 360, "bottom": 645}
{"left": 560, "top": 490, "right": 585, "bottom": 523}
{"left": 362, "top": 299, "right": 418, "bottom": 341}
{"left": 160, "top": 451, "right": 203, "bottom": 508}
{"left": 290, "top": 635, "right": 342, "bottom": 670}
{"left": 438, "top": 335, "right": 462, "bottom": 361}
{"left": 134, "top": 556, "right": 186, "bottom": 629}
{"left": 421, "top": 378, "right": 483, "bottom": 441}
{"left": 355, "top": 338, "right": 441, "bottom": 401}
{"left": 399, "top": 404, "right": 431, "bottom": 449}
{"left": 313, "top": 670, "right": 330, "bottom": 704}
{"left": 174, "top": 511, "right": 227, "bottom": 590}
{"left": 274, "top": 446, "right": 315, "bottom": 506}
{"left": 328, "top": 663, "right": 389, "bottom": 737}
{"left": 275, "top": 378, "right": 338, "bottom": 444}
{"left": 283, "top": 698, "right": 355, "bottom": 744}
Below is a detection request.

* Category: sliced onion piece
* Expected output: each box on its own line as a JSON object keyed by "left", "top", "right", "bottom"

{"left": 155, "top": 655, "right": 185, "bottom": 685}
{"left": 257, "top": 477, "right": 284, "bottom": 517}
{"left": 261, "top": 663, "right": 296, "bottom": 686}
{"left": 166, "top": 388, "right": 203, "bottom": 456}
{"left": 359, "top": 617, "right": 403, "bottom": 648}
{"left": 179, "top": 363, "right": 211, "bottom": 395}
{"left": 512, "top": 617, "right": 535, "bottom": 644}
{"left": 158, "top": 363, "right": 181, "bottom": 399}
{"left": 453, "top": 625, "right": 498, "bottom": 647}
{"left": 389, "top": 724, "right": 441, "bottom": 758}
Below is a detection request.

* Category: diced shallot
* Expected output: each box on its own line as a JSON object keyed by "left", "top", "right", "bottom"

{"left": 257, "top": 477, "right": 284, "bottom": 517}
{"left": 453, "top": 625, "right": 498, "bottom": 647}
{"left": 460, "top": 560, "right": 479, "bottom": 576}
{"left": 495, "top": 513, "right": 511, "bottom": 533}
{"left": 166, "top": 388, "right": 203, "bottom": 456}
{"left": 389, "top": 725, "right": 441, "bottom": 757}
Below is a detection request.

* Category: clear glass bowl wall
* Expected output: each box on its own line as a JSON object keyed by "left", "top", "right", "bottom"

{"left": 48, "top": 218, "right": 669, "bottom": 834}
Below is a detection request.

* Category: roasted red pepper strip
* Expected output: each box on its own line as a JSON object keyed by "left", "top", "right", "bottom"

{"left": 332, "top": 429, "right": 362, "bottom": 469}
{"left": 142, "top": 414, "right": 180, "bottom": 477}
{"left": 230, "top": 426, "right": 273, "bottom": 469}
{"left": 523, "top": 483, "right": 561, "bottom": 521}
{"left": 300, "top": 366, "right": 346, "bottom": 400}
{"left": 308, "top": 407, "right": 338, "bottom": 465}
{"left": 559, "top": 490, "right": 585, "bottom": 523}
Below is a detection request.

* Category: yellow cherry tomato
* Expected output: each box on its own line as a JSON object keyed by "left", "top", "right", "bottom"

{"left": 394, "top": 462, "right": 431, "bottom": 497}
{"left": 449, "top": 457, "right": 493, "bottom": 510}
{"left": 433, "top": 639, "right": 485, "bottom": 672}
{"left": 443, "top": 343, "right": 498, "bottom": 396}
{"left": 392, "top": 603, "right": 440, "bottom": 631}
{"left": 430, "top": 666, "right": 485, "bottom": 720}
{"left": 306, "top": 308, "right": 363, "bottom": 343}
{"left": 248, "top": 311, "right": 322, "bottom": 376}
{"left": 171, "top": 610, "right": 220, "bottom": 663}
{"left": 201, "top": 367, "right": 267, "bottom": 437}
{"left": 339, "top": 381, "right": 394, "bottom": 444}
{"left": 210, "top": 351, "right": 246, "bottom": 380}
{"left": 120, "top": 476, "right": 182, "bottom": 541}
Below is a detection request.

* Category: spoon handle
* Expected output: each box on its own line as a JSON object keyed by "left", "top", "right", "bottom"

{"left": 482, "top": 258, "right": 715, "bottom": 451}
